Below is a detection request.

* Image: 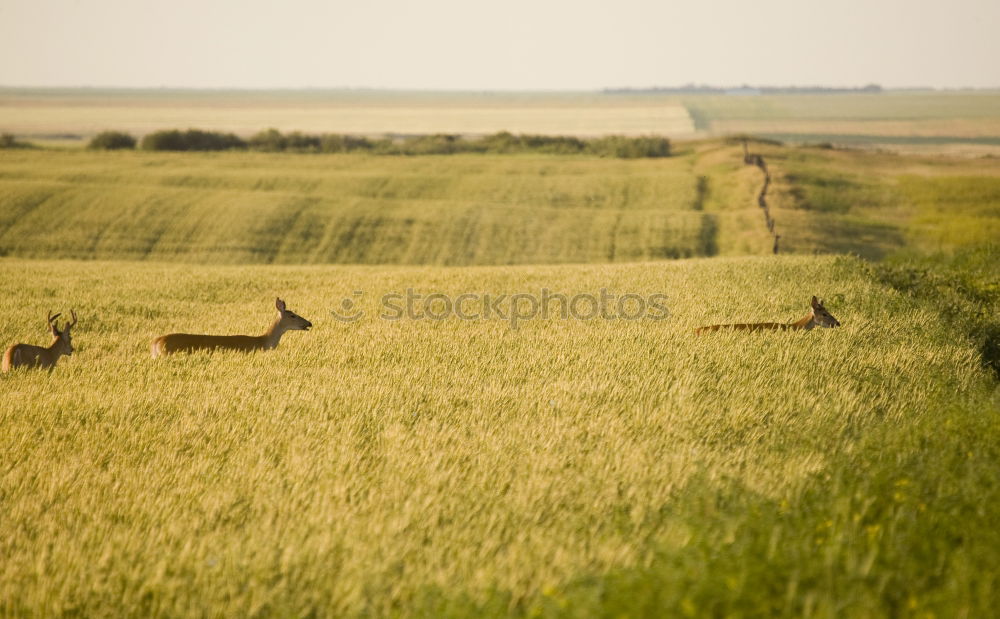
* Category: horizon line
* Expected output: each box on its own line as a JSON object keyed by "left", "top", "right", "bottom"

{"left": 3, "top": 84, "right": 1000, "bottom": 94}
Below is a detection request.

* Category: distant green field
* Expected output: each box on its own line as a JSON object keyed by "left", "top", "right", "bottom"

{"left": 2, "top": 140, "right": 997, "bottom": 265}
{"left": 2, "top": 256, "right": 998, "bottom": 616}
{"left": 0, "top": 146, "right": 773, "bottom": 264}
{"left": 683, "top": 91, "right": 1000, "bottom": 128}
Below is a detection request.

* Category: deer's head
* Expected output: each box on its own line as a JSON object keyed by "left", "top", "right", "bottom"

{"left": 810, "top": 296, "right": 840, "bottom": 328}
{"left": 275, "top": 298, "right": 312, "bottom": 331}
{"left": 49, "top": 310, "right": 78, "bottom": 355}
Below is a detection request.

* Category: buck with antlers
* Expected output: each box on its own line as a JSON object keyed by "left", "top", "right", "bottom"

{"left": 695, "top": 296, "right": 840, "bottom": 334}
{"left": 2, "top": 310, "right": 78, "bottom": 372}
{"left": 151, "top": 298, "right": 312, "bottom": 358}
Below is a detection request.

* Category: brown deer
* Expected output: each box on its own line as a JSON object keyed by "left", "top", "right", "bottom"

{"left": 151, "top": 298, "right": 312, "bottom": 358}
{"left": 695, "top": 296, "right": 840, "bottom": 334}
{"left": 3, "top": 310, "right": 78, "bottom": 372}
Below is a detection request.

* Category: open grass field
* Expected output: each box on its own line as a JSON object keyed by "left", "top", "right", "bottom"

{"left": 1, "top": 255, "right": 998, "bottom": 616}
{"left": 1, "top": 136, "right": 999, "bottom": 616}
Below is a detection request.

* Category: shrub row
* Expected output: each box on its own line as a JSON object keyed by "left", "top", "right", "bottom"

{"left": 140, "top": 129, "right": 246, "bottom": 152}
{"left": 0, "top": 133, "right": 33, "bottom": 149}
{"left": 87, "top": 129, "right": 671, "bottom": 158}
{"left": 88, "top": 131, "right": 136, "bottom": 150}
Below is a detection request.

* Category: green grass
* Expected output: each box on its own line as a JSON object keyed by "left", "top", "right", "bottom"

{"left": 898, "top": 176, "right": 1000, "bottom": 250}
{"left": 1, "top": 255, "right": 997, "bottom": 616}
{"left": 763, "top": 144, "right": 1000, "bottom": 259}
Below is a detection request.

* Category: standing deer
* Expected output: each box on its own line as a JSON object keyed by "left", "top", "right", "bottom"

{"left": 694, "top": 296, "right": 840, "bottom": 334}
{"left": 151, "top": 298, "right": 312, "bottom": 358}
{"left": 3, "top": 310, "right": 78, "bottom": 372}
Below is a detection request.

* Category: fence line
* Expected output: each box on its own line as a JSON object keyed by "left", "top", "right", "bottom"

{"left": 743, "top": 139, "right": 779, "bottom": 254}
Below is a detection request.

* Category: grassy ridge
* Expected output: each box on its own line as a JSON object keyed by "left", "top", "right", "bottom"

{"left": 0, "top": 147, "right": 770, "bottom": 264}
{"left": 764, "top": 144, "right": 1000, "bottom": 259}
{"left": 1, "top": 256, "right": 997, "bottom": 616}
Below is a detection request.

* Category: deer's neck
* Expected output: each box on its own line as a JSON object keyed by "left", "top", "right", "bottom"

{"left": 47, "top": 336, "right": 65, "bottom": 358}
{"left": 262, "top": 317, "right": 287, "bottom": 349}
{"left": 789, "top": 311, "right": 816, "bottom": 330}
{"left": 39, "top": 336, "right": 65, "bottom": 366}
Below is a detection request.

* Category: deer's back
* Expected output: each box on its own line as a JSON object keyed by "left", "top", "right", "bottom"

{"left": 2, "top": 343, "right": 46, "bottom": 371}
{"left": 694, "top": 322, "right": 792, "bottom": 335}
{"left": 152, "top": 333, "right": 263, "bottom": 357}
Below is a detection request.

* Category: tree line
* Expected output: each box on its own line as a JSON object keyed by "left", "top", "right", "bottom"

{"left": 86, "top": 129, "right": 671, "bottom": 158}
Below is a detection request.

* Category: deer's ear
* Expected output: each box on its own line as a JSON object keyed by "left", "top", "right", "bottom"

{"left": 276, "top": 298, "right": 286, "bottom": 312}
{"left": 51, "top": 322, "right": 60, "bottom": 336}
{"left": 811, "top": 296, "right": 819, "bottom": 307}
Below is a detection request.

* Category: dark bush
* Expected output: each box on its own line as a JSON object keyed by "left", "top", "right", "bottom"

{"left": 588, "top": 136, "right": 671, "bottom": 158}
{"left": 285, "top": 131, "right": 321, "bottom": 152}
{"left": 88, "top": 131, "right": 137, "bottom": 150}
{"left": 398, "top": 134, "right": 465, "bottom": 155}
{"left": 477, "top": 131, "right": 520, "bottom": 153}
{"left": 248, "top": 128, "right": 286, "bottom": 152}
{"left": 477, "top": 132, "right": 587, "bottom": 155}
{"left": 320, "top": 134, "right": 376, "bottom": 153}
{"left": 140, "top": 130, "right": 185, "bottom": 151}
{"left": 522, "top": 134, "right": 587, "bottom": 155}
{"left": 0, "top": 133, "right": 31, "bottom": 149}
{"left": 141, "top": 129, "right": 246, "bottom": 151}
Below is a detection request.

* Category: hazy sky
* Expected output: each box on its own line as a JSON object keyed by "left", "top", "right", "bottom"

{"left": 1, "top": 0, "right": 998, "bottom": 90}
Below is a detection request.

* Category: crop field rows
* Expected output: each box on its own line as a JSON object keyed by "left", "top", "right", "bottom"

{"left": 4, "top": 140, "right": 998, "bottom": 266}
{"left": 0, "top": 147, "right": 777, "bottom": 265}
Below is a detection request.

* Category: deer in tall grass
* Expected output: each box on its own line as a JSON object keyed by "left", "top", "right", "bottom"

{"left": 695, "top": 296, "right": 840, "bottom": 334}
{"left": 151, "top": 298, "right": 312, "bottom": 358}
{"left": 3, "top": 310, "right": 78, "bottom": 372}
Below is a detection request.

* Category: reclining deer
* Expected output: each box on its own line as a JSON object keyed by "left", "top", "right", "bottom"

{"left": 695, "top": 296, "right": 840, "bottom": 334}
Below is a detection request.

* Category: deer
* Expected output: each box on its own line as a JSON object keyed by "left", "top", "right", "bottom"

{"left": 151, "top": 298, "right": 312, "bottom": 358}
{"left": 3, "top": 310, "right": 78, "bottom": 372}
{"left": 694, "top": 296, "right": 840, "bottom": 334}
